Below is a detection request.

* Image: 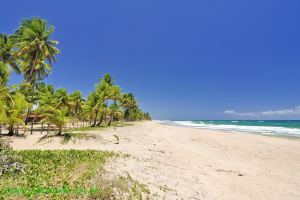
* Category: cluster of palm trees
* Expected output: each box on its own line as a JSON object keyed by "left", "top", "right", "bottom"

{"left": 0, "top": 17, "right": 151, "bottom": 136}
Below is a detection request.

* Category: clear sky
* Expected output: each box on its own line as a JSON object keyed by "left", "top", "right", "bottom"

{"left": 1, "top": 0, "right": 300, "bottom": 120}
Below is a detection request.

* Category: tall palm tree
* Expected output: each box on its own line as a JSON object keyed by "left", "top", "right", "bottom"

{"left": 12, "top": 17, "right": 59, "bottom": 124}
{"left": 12, "top": 17, "right": 60, "bottom": 110}
{"left": 13, "top": 17, "right": 60, "bottom": 82}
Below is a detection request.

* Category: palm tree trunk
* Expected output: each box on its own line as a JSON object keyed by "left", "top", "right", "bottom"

{"left": 103, "top": 112, "right": 107, "bottom": 125}
{"left": 47, "top": 124, "right": 50, "bottom": 134}
{"left": 97, "top": 114, "right": 103, "bottom": 126}
{"left": 25, "top": 108, "right": 31, "bottom": 125}
{"left": 17, "top": 124, "right": 19, "bottom": 135}
{"left": 26, "top": 80, "right": 35, "bottom": 124}
{"left": 92, "top": 111, "right": 98, "bottom": 127}
{"left": 30, "top": 120, "right": 34, "bottom": 135}
{"left": 41, "top": 122, "right": 44, "bottom": 134}
{"left": 107, "top": 114, "right": 113, "bottom": 126}
{"left": 57, "top": 126, "right": 62, "bottom": 136}
{"left": 8, "top": 125, "right": 14, "bottom": 136}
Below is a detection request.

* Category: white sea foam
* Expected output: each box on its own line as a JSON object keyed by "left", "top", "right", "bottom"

{"left": 167, "top": 121, "right": 300, "bottom": 137}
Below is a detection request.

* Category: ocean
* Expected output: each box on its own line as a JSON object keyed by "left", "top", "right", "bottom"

{"left": 164, "top": 120, "right": 300, "bottom": 138}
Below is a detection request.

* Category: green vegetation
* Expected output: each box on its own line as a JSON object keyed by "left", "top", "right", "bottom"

{"left": 112, "top": 173, "right": 150, "bottom": 199}
{"left": 0, "top": 148, "right": 116, "bottom": 199}
{"left": 0, "top": 17, "right": 151, "bottom": 137}
{"left": 0, "top": 141, "right": 150, "bottom": 199}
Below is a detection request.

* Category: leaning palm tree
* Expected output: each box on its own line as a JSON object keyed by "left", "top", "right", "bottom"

{"left": 121, "top": 93, "right": 138, "bottom": 121}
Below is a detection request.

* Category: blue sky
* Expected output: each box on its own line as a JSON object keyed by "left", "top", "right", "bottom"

{"left": 1, "top": 0, "right": 300, "bottom": 120}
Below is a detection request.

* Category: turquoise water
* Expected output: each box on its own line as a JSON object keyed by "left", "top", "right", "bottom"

{"left": 167, "top": 120, "right": 300, "bottom": 137}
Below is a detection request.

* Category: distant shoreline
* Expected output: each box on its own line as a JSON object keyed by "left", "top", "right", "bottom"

{"left": 159, "top": 120, "right": 300, "bottom": 139}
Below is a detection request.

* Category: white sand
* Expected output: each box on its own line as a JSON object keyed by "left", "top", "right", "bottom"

{"left": 8, "top": 121, "right": 300, "bottom": 200}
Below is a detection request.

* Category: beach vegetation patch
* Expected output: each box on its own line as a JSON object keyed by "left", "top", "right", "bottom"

{"left": 0, "top": 149, "right": 118, "bottom": 199}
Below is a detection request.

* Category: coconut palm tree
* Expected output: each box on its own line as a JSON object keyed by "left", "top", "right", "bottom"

{"left": 12, "top": 17, "right": 59, "bottom": 124}
{"left": 81, "top": 103, "right": 94, "bottom": 126}
{"left": 87, "top": 91, "right": 106, "bottom": 127}
{"left": 53, "top": 88, "right": 72, "bottom": 109}
{"left": 13, "top": 17, "right": 60, "bottom": 84}
{"left": 0, "top": 92, "right": 30, "bottom": 135}
{"left": 39, "top": 106, "right": 69, "bottom": 135}
{"left": 107, "top": 103, "right": 122, "bottom": 126}
{"left": 36, "top": 83, "right": 55, "bottom": 108}
{"left": 121, "top": 93, "right": 138, "bottom": 121}
{"left": 12, "top": 17, "right": 60, "bottom": 121}
{"left": 69, "top": 90, "right": 84, "bottom": 128}
{"left": 70, "top": 90, "right": 83, "bottom": 117}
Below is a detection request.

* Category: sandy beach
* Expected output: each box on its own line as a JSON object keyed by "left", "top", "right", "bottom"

{"left": 7, "top": 121, "right": 300, "bottom": 200}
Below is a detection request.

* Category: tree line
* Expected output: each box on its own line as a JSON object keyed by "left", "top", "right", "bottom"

{"left": 0, "top": 17, "right": 151, "bottom": 136}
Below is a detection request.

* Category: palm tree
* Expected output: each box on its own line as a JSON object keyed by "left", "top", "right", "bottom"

{"left": 12, "top": 17, "right": 59, "bottom": 124}
{"left": 0, "top": 34, "right": 21, "bottom": 74}
{"left": 69, "top": 90, "right": 84, "bottom": 128}
{"left": 95, "top": 74, "right": 120, "bottom": 125}
{"left": 121, "top": 93, "right": 138, "bottom": 121}
{"left": 0, "top": 92, "right": 30, "bottom": 135}
{"left": 87, "top": 91, "right": 105, "bottom": 127}
{"left": 36, "top": 83, "right": 55, "bottom": 108}
{"left": 13, "top": 17, "right": 60, "bottom": 83}
{"left": 70, "top": 90, "right": 83, "bottom": 117}
{"left": 39, "top": 106, "right": 69, "bottom": 135}
{"left": 12, "top": 17, "right": 60, "bottom": 121}
{"left": 81, "top": 103, "right": 94, "bottom": 126}
{"left": 53, "top": 88, "right": 72, "bottom": 109}
{"left": 107, "top": 103, "right": 122, "bottom": 126}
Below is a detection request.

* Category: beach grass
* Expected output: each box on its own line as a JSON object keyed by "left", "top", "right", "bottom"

{"left": 0, "top": 149, "right": 116, "bottom": 199}
{"left": 0, "top": 141, "right": 149, "bottom": 199}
